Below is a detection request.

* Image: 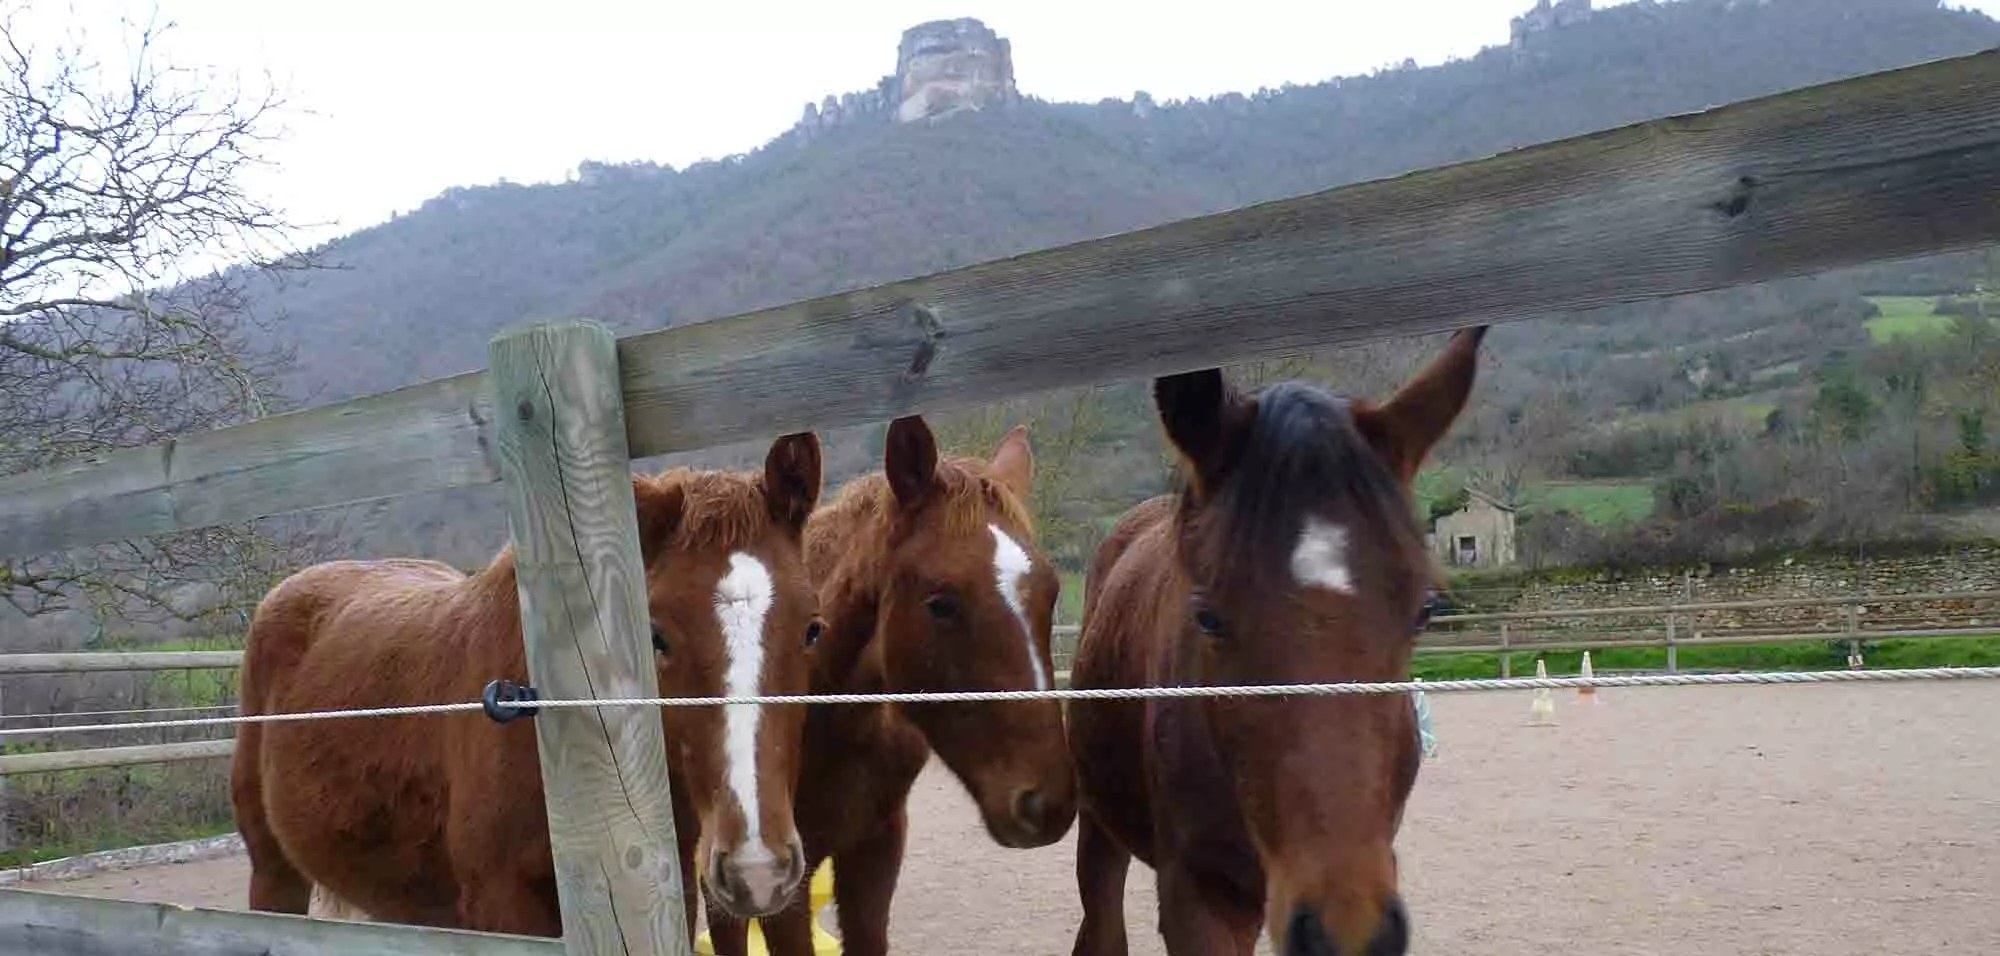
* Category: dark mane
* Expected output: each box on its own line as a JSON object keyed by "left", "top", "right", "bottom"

{"left": 1175, "top": 380, "right": 1427, "bottom": 604}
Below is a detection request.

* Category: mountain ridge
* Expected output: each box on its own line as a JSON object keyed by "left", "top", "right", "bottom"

{"left": 210, "top": 0, "right": 2000, "bottom": 570}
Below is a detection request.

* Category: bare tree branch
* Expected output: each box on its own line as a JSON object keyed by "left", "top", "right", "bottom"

{"left": 1, "top": 2, "right": 339, "bottom": 625}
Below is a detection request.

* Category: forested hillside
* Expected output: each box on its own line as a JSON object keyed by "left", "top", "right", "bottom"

{"left": 159, "top": 0, "right": 2000, "bottom": 571}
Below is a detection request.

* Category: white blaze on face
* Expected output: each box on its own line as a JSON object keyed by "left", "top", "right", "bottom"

{"left": 1290, "top": 517, "right": 1357, "bottom": 594}
{"left": 715, "top": 551, "right": 776, "bottom": 858}
{"left": 989, "top": 524, "right": 1050, "bottom": 691}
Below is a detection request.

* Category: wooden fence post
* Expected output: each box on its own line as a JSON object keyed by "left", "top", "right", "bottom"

{"left": 490, "top": 320, "right": 692, "bottom": 956}
{"left": 1845, "top": 600, "right": 1864, "bottom": 668}
{"left": 1499, "top": 623, "right": 1512, "bottom": 678}
{"left": 1664, "top": 611, "right": 1679, "bottom": 674}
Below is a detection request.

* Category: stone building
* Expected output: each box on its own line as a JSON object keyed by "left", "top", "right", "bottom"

{"left": 1428, "top": 487, "right": 1518, "bottom": 569}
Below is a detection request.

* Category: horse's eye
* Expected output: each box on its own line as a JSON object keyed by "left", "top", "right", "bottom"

{"left": 1189, "top": 594, "right": 1226, "bottom": 637}
{"left": 805, "top": 618, "right": 824, "bottom": 648}
{"left": 924, "top": 594, "right": 958, "bottom": 621}
{"left": 650, "top": 623, "right": 669, "bottom": 656}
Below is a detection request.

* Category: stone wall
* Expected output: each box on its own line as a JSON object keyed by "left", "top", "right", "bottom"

{"left": 1443, "top": 544, "right": 2000, "bottom": 639}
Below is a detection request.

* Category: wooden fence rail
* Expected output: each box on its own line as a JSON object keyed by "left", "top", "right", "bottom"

{"left": 1, "top": 620, "right": 1989, "bottom": 777}
{"left": 3, "top": 591, "right": 1992, "bottom": 776}
{"left": 0, "top": 885, "right": 562, "bottom": 956}
{"left": 5, "top": 589, "right": 1993, "bottom": 680}
{"left": 2, "top": 47, "right": 2000, "bottom": 956}
{"left": 0, "top": 651, "right": 246, "bottom": 675}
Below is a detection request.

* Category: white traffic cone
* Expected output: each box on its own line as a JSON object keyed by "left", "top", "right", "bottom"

{"left": 1412, "top": 678, "right": 1438, "bottom": 759}
{"left": 1529, "top": 658, "right": 1556, "bottom": 726}
{"left": 1578, "top": 651, "right": 1599, "bottom": 703}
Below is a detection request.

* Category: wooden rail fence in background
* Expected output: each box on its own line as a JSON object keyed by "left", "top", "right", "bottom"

{"left": 5, "top": 590, "right": 1993, "bottom": 775}
{"left": 2, "top": 47, "right": 1999, "bottom": 956}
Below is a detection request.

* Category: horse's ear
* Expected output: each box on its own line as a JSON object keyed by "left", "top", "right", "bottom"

{"left": 1154, "top": 367, "right": 1252, "bottom": 499}
{"left": 632, "top": 475, "right": 685, "bottom": 565}
{"left": 884, "top": 415, "right": 940, "bottom": 508}
{"left": 1353, "top": 326, "right": 1488, "bottom": 483}
{"left": 987, "top": 424, "right": 1034, "bottom": 500}
{"left": 762, "top": 431, "right": 823, "bottom": 533}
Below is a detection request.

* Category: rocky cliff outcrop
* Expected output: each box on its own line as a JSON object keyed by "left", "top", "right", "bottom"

{"left": 790, "top": 17, "right": 1019, "bottom": 139}
{"left": 894, "top": 18, "right": 1019, "bottom": 122}
{"left": 1511, "top": 0, "right": 1595, "bottom": 50}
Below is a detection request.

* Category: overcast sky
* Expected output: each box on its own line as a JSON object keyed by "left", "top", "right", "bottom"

{"left": 18, "top": 0, "right": 2000, "bottom": 249}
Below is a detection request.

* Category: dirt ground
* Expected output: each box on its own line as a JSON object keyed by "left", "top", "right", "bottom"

{"left": 40, "top": 681, "right": 2000, "bottom": 954}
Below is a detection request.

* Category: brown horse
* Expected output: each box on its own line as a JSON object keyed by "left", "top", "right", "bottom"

{"left": 704, "top": 416, "right": 1078, "bottom": 956}
{"left": 1065, "top": 327, "right": 1487, "bottom": 956}
{"left": 230, "top": 432, "right": 828, "bottom": 939}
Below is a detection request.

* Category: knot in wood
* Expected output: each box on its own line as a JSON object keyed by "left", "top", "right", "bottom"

{"left": 1710, "top": 175, "right": 1758, "bottom": 219}
{"left": 900, "top": 302, "right": 947, "bottom": 382}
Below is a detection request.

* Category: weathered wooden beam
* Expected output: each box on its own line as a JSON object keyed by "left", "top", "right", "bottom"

{"left": 615, "top": 46, "right": 2000, "bottom": 455}
{"left": 0, "top": 885, "right": 562, "bottom": 955}
{"left": 4, "top": 48, "right": 2000, "bottom": 558}
{"left": 489, "top": 321, "right": 691, "bottom": 956}
{"left": 0, "top": 739, "right": 234, "bottom": 775}
{"left": 0, "top": 651, "right": 243, "bottom": 675}
{"left": 0, "top": 370, "right": 495, "bottom": 560}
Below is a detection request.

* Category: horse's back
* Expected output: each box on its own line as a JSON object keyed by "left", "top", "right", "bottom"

{"left": 241, "top": 558, "right": 471, "bottom": 709}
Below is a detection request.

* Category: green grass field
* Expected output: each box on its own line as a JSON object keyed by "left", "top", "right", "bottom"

{"left": 1864, "top": 295, "right": 1962, "bottom": 342}
{"left": 1411, "top": 633, "right": 2000, "bottom": 681}
{"left": 1521, "top": 481, "right": 1655, "bottom": 527}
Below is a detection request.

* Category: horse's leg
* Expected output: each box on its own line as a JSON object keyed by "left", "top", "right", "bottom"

{"left": 231, "top": 724, "right": 312, "bottom": 915}
{"left": 1071, "top": 809, "right": 1133, "bottom": 956}
{"left": 1155, "top": 865, "right": 1261, "bottom": 956}
{"left": 829, "top": 807, "right": 908, "bottom": 956}
{"left": 745, "top": 888, "right": 818, "bottom": 956}
{"left": 703, "top": 897, "right": 753, "bottom": 956}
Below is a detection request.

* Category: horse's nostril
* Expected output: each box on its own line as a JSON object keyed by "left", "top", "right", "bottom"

{"left": 1013, "top": 787, "right": 1046, "bottom": 829}
{"left": 1284, "top": 904, "right": 1337, "bottom": 956}
{"left": 1367, "top": 896, "right": 1410, "bottom": 956}
{"left": 708, "top": 849, "right": 734, "bottom": 894}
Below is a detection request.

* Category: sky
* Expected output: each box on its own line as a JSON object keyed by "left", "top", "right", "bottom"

{"left": 15, "top": 0, "right": 2000, "bottom": 251}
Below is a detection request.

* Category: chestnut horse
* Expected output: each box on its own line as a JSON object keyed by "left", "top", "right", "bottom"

{"left": 1065, "top": 327, "right": 1487, "bottom": 956}
{"left": 704, "top": 416, "right": 1078, "bottom": 956}
{"left": 230, "top": 433, "right": 828, "bottom": 939}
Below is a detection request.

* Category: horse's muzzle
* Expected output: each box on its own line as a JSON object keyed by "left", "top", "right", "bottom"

{"left": 704, "top": 836, "right": 806, "bottom": 918}
{"left": 1284, "top": 896, "right": 1408, "bottom": 956}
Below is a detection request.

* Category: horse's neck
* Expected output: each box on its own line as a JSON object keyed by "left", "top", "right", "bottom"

{"left": 811, "top": 570, "right": 882, "bottom": 693}
{"left": 457, "top": 556, "right": 529, "bottom": 672}
{"left": 800, "top": 504, "right": 882, "bottom": 695}
{"left": 1113, "top": 529, "right": 1198, "bottom": 690}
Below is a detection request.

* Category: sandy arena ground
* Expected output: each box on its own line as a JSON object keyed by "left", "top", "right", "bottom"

{"left": 39, "top": 681, "right": 2000, "bottom": 955}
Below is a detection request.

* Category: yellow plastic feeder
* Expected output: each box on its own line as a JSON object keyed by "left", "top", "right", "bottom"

{"left": 695, "top": 859, "right": 840, "bottom": 956}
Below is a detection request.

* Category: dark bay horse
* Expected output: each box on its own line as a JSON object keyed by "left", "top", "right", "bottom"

{"left": 230, "top": 433, "right": 828, "bottom": 939}
{"left": 704, "top": 416, "right": 1078, "bottom": 956}
{"left": 1066, "top": 327, "right": 1487, "bottom": 956}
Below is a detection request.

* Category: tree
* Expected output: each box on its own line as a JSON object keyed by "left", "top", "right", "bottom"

{"left": 1, "top": 4, "right": 330, "bottom": 625}
{"left": 930, "top": 385, "right": 1113, "bottom": 570}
